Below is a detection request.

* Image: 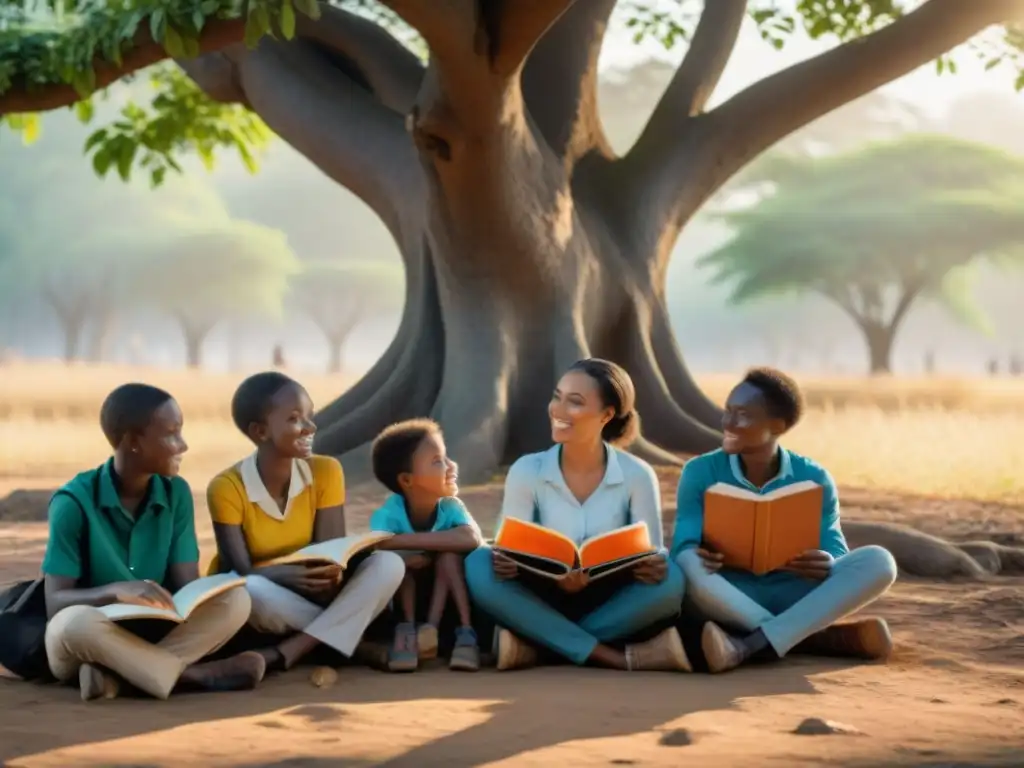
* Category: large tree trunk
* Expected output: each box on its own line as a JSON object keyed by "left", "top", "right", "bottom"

{"left": 173, "top": 0, "right": 1020, "bottom": 482}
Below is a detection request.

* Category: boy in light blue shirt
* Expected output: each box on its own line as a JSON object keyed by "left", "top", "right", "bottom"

{"left": 369, "top": 419, "right": 483, "bottom": 673}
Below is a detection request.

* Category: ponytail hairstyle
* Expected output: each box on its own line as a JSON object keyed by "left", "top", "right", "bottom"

{"left": 566, "top": 358, "right": 641, "bottom": 447}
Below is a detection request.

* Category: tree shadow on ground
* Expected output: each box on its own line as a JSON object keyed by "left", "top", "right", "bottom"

{"left": 0, "top": 657, "right": 822, "bottom": 766}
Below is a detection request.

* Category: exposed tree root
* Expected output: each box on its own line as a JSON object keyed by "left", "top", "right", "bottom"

{"left": 844, "top": 521, "right": 1024, "bottom": 579}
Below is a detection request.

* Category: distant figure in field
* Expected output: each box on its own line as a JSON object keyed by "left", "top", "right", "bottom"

{"left": 41, "top": 384, "right": 264, "bottom": 700}
{"left": 987, "top": 357, "right": 999, "bottom": 377}
{"left": 673, "top": 367, "right": 897, "bottom": 674}
{"left": 465, "top": 358, "right": 688, "bottom": 673}
{"left": 1009, "top": 354, "right": 1022, "bottom": 377}
{"left": 923, "top": 349, "right": 935, "bottom": 375}
{"left": 272, "top": 345, "right": 286, "bottom": 369}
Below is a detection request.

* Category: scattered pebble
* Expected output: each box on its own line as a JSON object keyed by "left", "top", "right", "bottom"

{"left": 658, "top": 728, "right": 693, "bottom": 747}
{"left": 995, "top": 698, "right": 1017, "bottom": 706}
{"left": 309, "top": 666, "right": 338, "bottom": 688}
{"left": 930, "top": 697, "right": 949, "bottom": 704}
{"left": 793, "top": 718, "right": 864, "bottom": 736}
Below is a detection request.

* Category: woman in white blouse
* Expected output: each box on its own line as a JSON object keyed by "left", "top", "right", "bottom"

{"left": 465, "top": 359, "right": 689, "bottom": 672}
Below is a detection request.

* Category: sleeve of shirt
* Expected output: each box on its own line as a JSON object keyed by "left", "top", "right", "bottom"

{"left": 817, "top": 468, "right": 850, "bottom": 558}
{"left": 314, "top": 456, "right": 346, "bottom": 509}
{"left": 499, "top": 457, "right": 538, "bottom": 522}
{"left": 628, "top": 461, "right": 664, "bottom": 551}
{"left": 169, "top": 478, "right": 200, "bottom": 565}
{"left": 41, "top": 493, "right": 86, "bottom": 579}
{"left": 207, "top": 475, "right": 245, "bottom": 526}
{"left": 670, "top": 458, "right": 711, "bottom": 558}
{"left": 440, "top": 497, "right": 480, "bottom": 533}
{"left": 368, "top": 505, "right": 399, "bottom": 533}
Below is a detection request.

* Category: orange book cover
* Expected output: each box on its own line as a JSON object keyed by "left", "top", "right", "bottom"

{"left": 702, "top": 481, "right": 823, "bottom": 575}
{"left": 494, "top": 518, "right": 657, "bottom": 579}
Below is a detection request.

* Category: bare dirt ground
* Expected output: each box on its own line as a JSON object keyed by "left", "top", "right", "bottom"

{"left": 1, "top": 472, "right": 1022, "bottom": 767}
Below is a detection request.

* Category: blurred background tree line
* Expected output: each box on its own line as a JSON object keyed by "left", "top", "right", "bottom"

{"left": 1, "top": 59, "right": 1023, "bottom": 376}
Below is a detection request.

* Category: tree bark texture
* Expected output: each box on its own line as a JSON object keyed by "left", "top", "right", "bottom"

{"left": 26, "top": 0, "right": 1022, "bottom": 480}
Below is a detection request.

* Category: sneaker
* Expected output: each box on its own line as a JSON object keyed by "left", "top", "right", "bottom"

{"left": 449, "top": 626, "right": 480, "bottom": 672}
{"left": 388, "top": 622, "right": 419, "bottom": 672}
{"left": 794, "top": 618, "right": 893, "bottom": 660}
{"left": 493, "top": 627, "right": 538, "bottom": 671}
{"left": 625, "top": 628, "right": 692, "bottom": 672}
{"left": 418, "top": 623, "right": 439, "bottom": 661}
{"left": 701, "top": 622, "right": 746, "bottom": 674}
{"left": 79, "top": 663, "right": 119, "bottom": 701}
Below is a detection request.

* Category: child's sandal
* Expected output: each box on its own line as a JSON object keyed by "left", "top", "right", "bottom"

{"left": 388, "top": 622, "right": 419, "bottom": 673}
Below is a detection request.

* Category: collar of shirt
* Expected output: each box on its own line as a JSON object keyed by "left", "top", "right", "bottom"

{"left": 728, "top": 447, "right": 793, "bottom": 492}
{"left": 539, "top": 442, "right": 625, "bottom": 497}
{"left": 97, "top": 458, "right": 169, "bottom": 520}
{"left": 240, "top": 453, "right": 312, "bottom": 520}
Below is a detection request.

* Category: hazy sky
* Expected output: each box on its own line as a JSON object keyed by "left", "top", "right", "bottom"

{"left": 599, "top": 4, "right": 1017, "bottom": 117}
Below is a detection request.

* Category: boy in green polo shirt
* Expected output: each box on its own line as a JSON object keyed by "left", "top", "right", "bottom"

{"left": 42, "top": 383, "right": 265, "bottom": 701}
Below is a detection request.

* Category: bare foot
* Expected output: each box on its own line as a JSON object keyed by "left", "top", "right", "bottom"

{"left": 79, "top": 663, "right": 120, "bottom": 701}
{"left": 177, "top": 651, "right": 266, "bottom": 692}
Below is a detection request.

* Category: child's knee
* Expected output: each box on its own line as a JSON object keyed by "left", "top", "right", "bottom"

{"left": 435, "top": 551, "right": 465, "bottom": 575}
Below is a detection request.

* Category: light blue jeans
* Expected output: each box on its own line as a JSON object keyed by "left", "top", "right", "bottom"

{"left": 677, "top": 545, "right": 897, "bottom": 656}
{"left": 465, "top": 546, "right": 685, "bottom": 665}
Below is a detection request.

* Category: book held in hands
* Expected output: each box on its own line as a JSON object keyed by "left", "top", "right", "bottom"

{"left": 257, "top": 531, "right": 394, "bottom": 569}
{"left": 493, "top": 518, "right": 658, "bottom": 580}
{"left": 98, "top": 572, "right": 247, "bottom": 623}
{"left": 701, "top": 480, "right": 823, "bottom": 575}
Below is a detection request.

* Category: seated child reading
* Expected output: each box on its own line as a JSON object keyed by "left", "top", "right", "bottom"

{"left": 42, "top": 384, "right": 263, "bottom": 701}
{"left": 369, "top": 419, "right": 483, "bottom": 672}
{"left": 207, "top": 372, "right": 405, "bottom": 671}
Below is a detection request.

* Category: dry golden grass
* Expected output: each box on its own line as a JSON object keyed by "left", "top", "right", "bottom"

{"left": 0, "top": 362, "right": 1022, "bottom": 502}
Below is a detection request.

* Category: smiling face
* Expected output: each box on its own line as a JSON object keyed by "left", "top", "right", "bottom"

{"left": 720, "top": 381, "right": 786, "bottom": 455}
{"left": 252, "top": 382, "right": 316, "bottom": 459}
{"left": 128, "top": 399, "right": 188, "bottom": 477}
{"left": 549, "top": 370, "right": 615, "bottom": 446}
{"left": 399, "top": 430, "right": 459, "bottom": 499}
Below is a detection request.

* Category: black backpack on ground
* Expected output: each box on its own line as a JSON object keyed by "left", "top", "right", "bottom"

{"left": 0, "top": 491, "right": 90, "bottom": 681}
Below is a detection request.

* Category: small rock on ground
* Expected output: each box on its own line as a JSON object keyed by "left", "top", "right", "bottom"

{"left": 793, "top": 717, "right": 864, "bottom": 736}
{"left": 658, "top": 728, "right": 693, "bottom": 747}
{"left": 309, "top": 666, "right": 338, "bottom": 688}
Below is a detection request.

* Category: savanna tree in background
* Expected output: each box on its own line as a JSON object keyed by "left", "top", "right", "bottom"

{"left": 3, "top": 1, "right": 1024, "bottom": 479}
{"left": 702, "top": 136, "right": 1024, "bottom": 375}
{"left": 289, "top": 260, "right": 403, "bottom": 374}
{"left": 145, "top": 222, "right": 300, "bottom": 367}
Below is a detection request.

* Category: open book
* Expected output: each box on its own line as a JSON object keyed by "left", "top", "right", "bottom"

{"left": 702, "top": 481, "right": 823, "bottom": 575}
{"left": 98, "top": 572, "right": 246, "bottom": 623}
{"left": 257, "top": 531, "right": 393, "bottom": 569}
{"left": 494, "top": 518, "right": 658, "bottom": 580}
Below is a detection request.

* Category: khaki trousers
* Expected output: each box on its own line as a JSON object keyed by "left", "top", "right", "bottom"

{"left": 45, "top": 585, "right": 251, "bottom": 700}
{"left": 245, "top": 550, "right": 404, "bottom": 656}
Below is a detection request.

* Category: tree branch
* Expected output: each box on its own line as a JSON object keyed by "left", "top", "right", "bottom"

{"left": 487, "top": 0, "right": 580, "bottom": 74}
{"left": 703, "top": 0, "right": 1023, "bottom": 192}
{"left": 633, "top": 0, "right": 747, "bottom": 147}
{"left": 521, "top": 0, "right": 617, "bottom": 163}
{"left": 296, "top": 3, "right": 424, "bottom": 113}
{"left": 0, "top": 18, "right": 244, "bottom": 115}
{"left": 613, "top": 0, "right": 747, "bottom": 265}
{"left": 229, "top": 37, "right": 422, "bottom": 237}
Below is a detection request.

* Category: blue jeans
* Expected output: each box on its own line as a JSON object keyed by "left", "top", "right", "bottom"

{"left": 465, "top": 546, "right": 684, "bottom": 665}
{"left": 676, "top": 545, "right": 897, "bottom": 656}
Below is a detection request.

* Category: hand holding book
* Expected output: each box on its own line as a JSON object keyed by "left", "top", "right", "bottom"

{"left": 779, "top": 549, "right": 834, "bottom": 580}
{"left": 556, "top": 570, "right": 590, "bottom": 593}
{"left": 633, "top": 555, "right": 668, "bottom": 584}
{"left": 110, "top": 580, "right": 177, "bottom": 611}
{"left": 696, "top": 547, "right": 725, "bottom": 574}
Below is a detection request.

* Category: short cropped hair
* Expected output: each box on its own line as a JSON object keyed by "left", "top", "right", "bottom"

{"left": 231, "top": 371, "right": 299, "bottom": 439}
{"left": 371, "top": 419, "right": 442, "bottom": 494}
{"left": 742, "top": 366, "right": 805, "bottom": 429}
{"left": 99, "top": 383, "right": 174, "bottom": 448}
